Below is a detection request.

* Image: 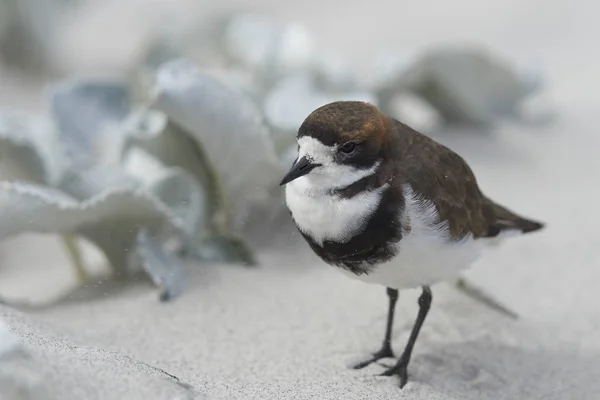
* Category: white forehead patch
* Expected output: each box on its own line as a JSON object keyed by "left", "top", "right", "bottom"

{"left": 297, "top": 136, "right": 334, "bottom": 165}
{"left": 295, "top": 136, "right": 379, "bottom": 190}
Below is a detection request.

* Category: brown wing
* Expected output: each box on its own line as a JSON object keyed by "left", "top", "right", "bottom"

{"left": 392, "top": 119, "right": 544, "bottom": 239}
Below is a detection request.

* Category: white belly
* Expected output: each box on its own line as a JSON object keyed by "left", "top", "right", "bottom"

{"left": 287, "top": 180, "right": 487, "bottom": 289}
{"left": 337, "top": 232, "right": 482, "bottom": 289}
{"left": 341, "top": 184, "right": 484, "bottom": 289}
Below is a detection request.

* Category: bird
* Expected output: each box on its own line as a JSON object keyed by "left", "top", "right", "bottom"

{"left": 279, "top": 101, "right": 544, "bottom": 389}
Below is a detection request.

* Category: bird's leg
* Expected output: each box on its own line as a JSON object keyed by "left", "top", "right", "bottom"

{"left": 353, "top": 287, "right": 398, "bottom": 369}
{"left": 380, "top": 286, "right": 432, "bottom": 388}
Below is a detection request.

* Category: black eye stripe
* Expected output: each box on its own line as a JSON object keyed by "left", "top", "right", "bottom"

{"left": 339, "top": 142, "right": 357, "bottom": 153}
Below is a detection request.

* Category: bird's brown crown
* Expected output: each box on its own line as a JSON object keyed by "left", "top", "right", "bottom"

{"left": 298, "top": 101, "right": 392, "bottom": 147}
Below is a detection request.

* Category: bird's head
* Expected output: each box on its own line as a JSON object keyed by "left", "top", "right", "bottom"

{"left": 279, "top": 101, "right": 393, "bottom": 191}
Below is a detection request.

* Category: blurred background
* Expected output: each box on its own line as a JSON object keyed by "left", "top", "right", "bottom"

{"left": 1, "top": 1, "right": 599, "bottom": 399}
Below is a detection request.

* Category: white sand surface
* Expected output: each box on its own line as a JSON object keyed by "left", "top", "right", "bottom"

{"left": 2, "top": 0, "right": 600, "bottom": 399}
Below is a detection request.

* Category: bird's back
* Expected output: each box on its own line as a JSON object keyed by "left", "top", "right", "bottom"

{"left": 389, "top": 118, "right": 544, "bottom": 241}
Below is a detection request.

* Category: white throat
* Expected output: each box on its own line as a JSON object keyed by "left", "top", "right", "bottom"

{"left": 284, "top": 136, "right": 387, "bottom": 245}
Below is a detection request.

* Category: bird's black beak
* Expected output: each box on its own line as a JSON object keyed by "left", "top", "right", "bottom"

{"left": 279, "top": 156, "right": 320, "bottom": 186}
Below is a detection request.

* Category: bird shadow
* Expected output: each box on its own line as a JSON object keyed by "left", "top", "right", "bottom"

{"left": 374, "top": 339, "right": 600, "bottom": 400}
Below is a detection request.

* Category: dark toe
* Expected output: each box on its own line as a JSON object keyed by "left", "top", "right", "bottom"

{"left": 353, "top": 359, "right": 374, "bottom": 370}
{"left": 378, "top": 368, "right": 396, "bottom": 377}
{"left": 378, "top": 363, "right": 410, "bottom": 388}
{"left": 352, "top": 347, "right": 395, "bottom": 370}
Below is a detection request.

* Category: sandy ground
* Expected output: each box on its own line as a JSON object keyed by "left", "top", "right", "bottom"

{"left": 2, "top": 0, "right": 600, "bottom": 399}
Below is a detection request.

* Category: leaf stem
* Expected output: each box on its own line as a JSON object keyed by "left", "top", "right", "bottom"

{"left": 61, "top": 234, "right": 89, "bottom": 283}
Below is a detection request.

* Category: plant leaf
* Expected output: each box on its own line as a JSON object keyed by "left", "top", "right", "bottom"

{"left": 144, "top": 166, "right": 204, "bottom": 240}
{"left": 123, "top": 113, "right": 256, "bottom": 265}
{"left": 151, "top": 58, "right": 281, "bottom": 232}
{"left": 58, "top": 164, "right": 141, "bottom": 200}
{"left": 0, "top": 181, "right": 187, "bottom": 298}
{"left": 0, "top": 108, "right": 64, "bottom": 185}
{"left": 135, "top": 229, "right": 184, "bottom": 301}
{"left": 123, "top": 110, "right": 221, "bottom": 232}
{"left": 400, "top": 48, "right": 531, "bottom": 126}
{"left": 48, "top": 79, "right": 132, "bottom": 166}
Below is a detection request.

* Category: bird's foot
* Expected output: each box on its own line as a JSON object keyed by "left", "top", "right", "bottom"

{"left": 352, "top": 345, "right": 395, "bottom": 369}
{"left": 379, "top": 357, "right": 409, "bottom": 388}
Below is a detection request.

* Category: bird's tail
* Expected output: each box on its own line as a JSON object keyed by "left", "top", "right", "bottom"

{"left": 486, "top": 200, "right": 545, "bottom": 237}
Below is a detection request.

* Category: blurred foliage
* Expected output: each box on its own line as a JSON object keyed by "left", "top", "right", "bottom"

{"left": 0, "top": 6, "right": 554, "bottom": 301}
{"left": 0, "top": 62, "right": 281, "bottom": 300}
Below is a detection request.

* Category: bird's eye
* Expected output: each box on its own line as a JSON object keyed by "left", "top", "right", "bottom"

{"left": 339, "top": 142, "right": 356, "bottom": 154}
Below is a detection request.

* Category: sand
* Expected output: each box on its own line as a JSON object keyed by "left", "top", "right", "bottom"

{"left": 2, "top": 0, "right": 600, "bottom": 399}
